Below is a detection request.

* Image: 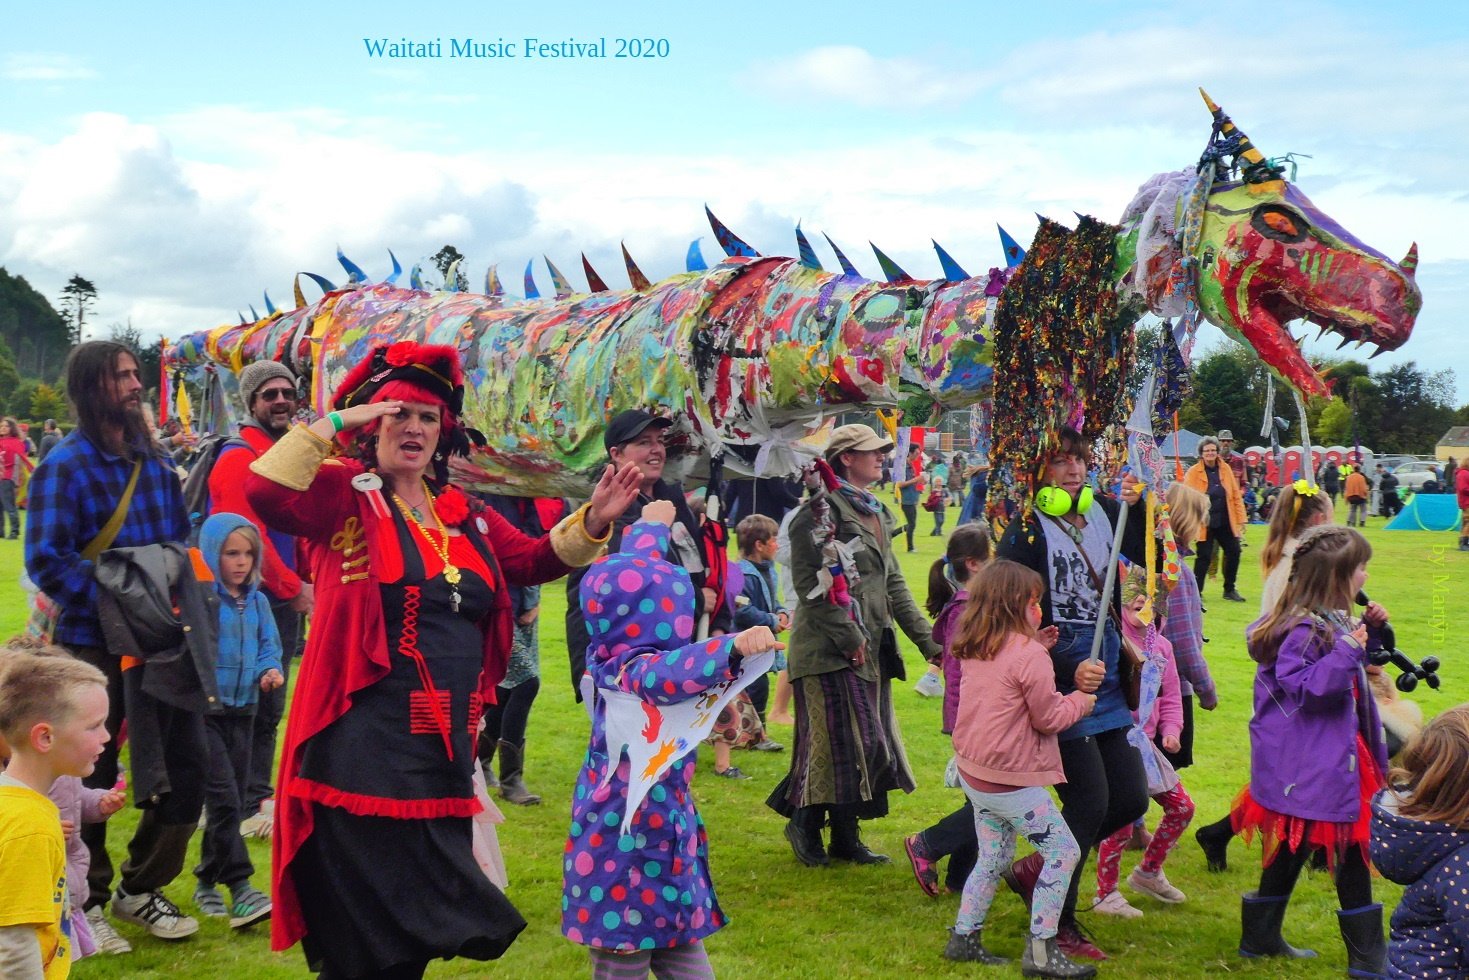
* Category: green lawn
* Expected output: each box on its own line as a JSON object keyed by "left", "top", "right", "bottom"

{"left": 2, "top": 514, "right": 1463, "bottom": 978}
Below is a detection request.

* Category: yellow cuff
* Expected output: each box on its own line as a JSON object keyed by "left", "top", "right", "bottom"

{"left": 248, "top": 423, "right": 335, "bottom": 491}
{"left": 550, "top": 503, "right": 612, "bottom": 567}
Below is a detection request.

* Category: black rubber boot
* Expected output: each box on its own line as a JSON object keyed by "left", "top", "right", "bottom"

{"left": 1021, "top": 935, "right": 1097, "bottom": 978}
{"left": 828, "top": 807, "right": 889, "bottom": 864}
{"left": 1239, "top": 892, "right": 1318, "bottom": 959}
{"left": 943, "top": 927, "right": 1010, "bottom": 965}
{"left": 1337, "top": 904, "right": 1388, "bottom": 978}
{"left": 784, "top": 806, "right": 828, "bottom": 867}
{"left": 1195, "top": 818, "right": 1232, "bottom": 873}
{"left": 476, "top": 733, "right": 499, "bottom": 789}
{"left": 497, "top": 740, "right": 540, "bottom": 805}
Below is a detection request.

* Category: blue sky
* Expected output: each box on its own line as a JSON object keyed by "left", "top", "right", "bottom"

{"left": 4, "top": 0, "right": 1466, "bottom": 403}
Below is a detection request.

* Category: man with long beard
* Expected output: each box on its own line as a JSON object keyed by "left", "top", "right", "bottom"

{"left": 24, "top": 341, "right": 199, "bottom": 953}
{"left": 207, "top": 360, "right": 314, "bottom": 840}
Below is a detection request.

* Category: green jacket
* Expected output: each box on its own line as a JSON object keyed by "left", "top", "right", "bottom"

{"left": 786, "top": 491, "right": 941, "bottom": 681}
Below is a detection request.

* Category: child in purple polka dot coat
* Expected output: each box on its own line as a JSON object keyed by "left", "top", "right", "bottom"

{"left": 564, "top": 500, "right": 783, "bottom": 979}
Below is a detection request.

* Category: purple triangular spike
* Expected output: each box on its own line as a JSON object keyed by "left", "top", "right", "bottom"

{"left": 705, "top": 205, "right": 759, "bottom": 258}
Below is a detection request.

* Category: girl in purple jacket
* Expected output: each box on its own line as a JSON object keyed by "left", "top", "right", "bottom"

{"left": 1232, "top": 525, "right": 1388, "bottom": 976}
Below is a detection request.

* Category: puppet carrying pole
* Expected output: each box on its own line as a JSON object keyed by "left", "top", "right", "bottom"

{"left": 1088, "top": 497, "right": 1129, "bottom": 664}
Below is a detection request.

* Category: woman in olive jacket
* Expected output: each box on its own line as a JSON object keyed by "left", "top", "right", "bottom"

{"left": 767, "top": 424, "right": 941, "bottom": 867}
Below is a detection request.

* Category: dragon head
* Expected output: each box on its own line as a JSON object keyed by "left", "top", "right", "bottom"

{"left": 1194, "top": 91, "right": 1421, "bottom": 398}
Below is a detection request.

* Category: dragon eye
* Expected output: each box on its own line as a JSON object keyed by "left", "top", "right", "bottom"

{"left": 1252, "top": 206, "right": 1309, "bottom": 243}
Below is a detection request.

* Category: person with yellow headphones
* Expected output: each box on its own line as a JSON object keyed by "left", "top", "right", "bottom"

{"left": 993, "top": 425, "right": 1148, "bottom": 963}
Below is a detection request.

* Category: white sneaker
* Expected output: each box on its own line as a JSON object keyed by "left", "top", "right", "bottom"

{"left": 85, "top": 906, "right": 133, "bottom": 954}
{"left": 914, "top": 672, "right": 944, "bottom": 698}
{"left": 1128, "top": 867, "right": 1186, "bottom": 904}
{"left": 112, "top": 888, "right": 200, "bottom": 940}
{"left": 240, "top": 798, "right": 275, "bottom": 839}
{"left": 1092, "top": 889, "right": 1143, "bottom": 918}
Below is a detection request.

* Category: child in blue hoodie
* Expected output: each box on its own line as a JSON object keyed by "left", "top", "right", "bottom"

{"left": 196, "top": 513, "right": 284, "bottom": 929}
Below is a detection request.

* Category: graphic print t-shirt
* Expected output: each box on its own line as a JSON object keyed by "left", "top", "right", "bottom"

{"left": 0, "top": 777, "right": 71, "bottom": 978}
{"left": 1039, "top": 510, "right": 1114, "bottom": 625}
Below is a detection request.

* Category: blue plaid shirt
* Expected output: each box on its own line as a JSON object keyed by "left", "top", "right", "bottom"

{"left": 25, "top": 431, "right": 190, "bottom": 648}
{"left": 1161, "top": 549, "right": 1215, "bottom": 706}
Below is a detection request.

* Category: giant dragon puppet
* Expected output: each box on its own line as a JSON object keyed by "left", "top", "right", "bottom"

{"left": 166, "top": 91, "right": 1420, "bottom": 498}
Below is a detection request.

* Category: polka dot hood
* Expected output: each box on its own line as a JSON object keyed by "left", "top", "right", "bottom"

{"left": 580, "top": 521, "right": 700, "bottom": 665}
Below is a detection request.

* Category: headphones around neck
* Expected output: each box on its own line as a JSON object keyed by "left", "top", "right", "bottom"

{"left": 1035, "top": 483, "right": 1094, "bottom": 517}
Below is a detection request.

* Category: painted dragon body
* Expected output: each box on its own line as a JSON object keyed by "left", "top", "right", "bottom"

{"left": 167, "top": 93, "right": 1420, "bottom": 497}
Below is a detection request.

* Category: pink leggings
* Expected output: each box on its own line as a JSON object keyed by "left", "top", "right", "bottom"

{"left": 1095, "top": 782, "right": 1194, "bottom": 897}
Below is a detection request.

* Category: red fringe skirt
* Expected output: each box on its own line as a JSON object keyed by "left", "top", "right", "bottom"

{"left": 1231, "top": 734, "right": 1384, "bottom": 871}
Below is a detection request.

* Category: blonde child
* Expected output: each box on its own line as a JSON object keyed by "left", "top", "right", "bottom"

{"left": 194, "top": 514, "right": 283, "bottom": 929}
{"left": 1371, "top": 704, "right": 1469, "bottom": 977}
{"left": 0, "top": 643, "right": 111, "bottom": 978}
{"left": 943, "top": 559, "right": 1099, "bottom": 978}
{"left": 1233, "top": 525, "right": 1388, "bottom": 975}
{"left": 1093, "top": 569, "right": 1195, "bottom": 917}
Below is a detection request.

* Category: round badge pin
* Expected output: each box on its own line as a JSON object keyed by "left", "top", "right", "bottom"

{"left": 351, "top": 473, "right": 384, "bottom": 493}
{"left": 476, "top": 516, "right": 489, "bottom": 534}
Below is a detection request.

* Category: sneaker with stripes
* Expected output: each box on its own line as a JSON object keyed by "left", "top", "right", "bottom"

{"left": 111, "top": 888, "right": 199, "bottom": 940}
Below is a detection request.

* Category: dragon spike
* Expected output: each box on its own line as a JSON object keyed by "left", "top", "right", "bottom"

{"left": 1199, "top": 88, "right": 1277, "bottom": 181}
{"left": 795, "top": 224, "right": 823, "bottom": 271}
{"left": 386, "top": 249, "right": 403, "bottom": 285}
{"left": 336, "top": 246, "right": 368, "bottom": 284}
{"left": 621, "top": 243, "right": 651, "bottom": 290}
{"left": 239, "top": 312, "right": 248, "bottom": 325}
{"left": 823, "top": 233, "right": 861, "bottom": 277}
{"left": 293, "top": 274, "right": 307, "bottom": 309}
{"left": 523, "top": 259, "right": 541, "bottom": 300}
{"left": 997, "top": 225, "right": 1026, "bottom": 268}
{"left": 485, "top": 264, "right": 504, "bottom": 296}
{"left": 545, "top": 256, "right": 573, "bottom": 299}
{"left": 248, "top": 304, "right": 260, "bottom": 321}
{"left": 1401, "top": 242, "right": 1419, "bottom": 276}
{"left": 705, "top": 205, "right": 759, "bottom": 258}
{"left": 409, "top": 263, "right": 424, "bottom": 291}
{"left": 445, "top": 258, "right": 464, "bottom": 292}
{"left": 1368, "top": 347, "right": 1387, "bottom": 360}
{"left": 304, "top": 272, "right": 336, "bottom": 293}
{"left": 686, "top": 239, "right": 708, "bottom": 272}
{"left": 263, "top": 291, "right": 277, "bottom": 316}
{"left": 870, "top": 243, "right": 913, "bottom": 284}
{"left": 581, "top": 253, "right": 610, "bottom": 293}
{"left": 931, "top": 240, "right": 969, "bottom": 282}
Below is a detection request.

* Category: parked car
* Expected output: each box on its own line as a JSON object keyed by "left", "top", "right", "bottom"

{"left": 1391, "top": 460, "right": 1444, "bottom": 492}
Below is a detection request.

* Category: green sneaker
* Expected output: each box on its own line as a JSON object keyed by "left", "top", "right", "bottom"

{"left": 227, "top": 883, "right": 272, "bottom": 929}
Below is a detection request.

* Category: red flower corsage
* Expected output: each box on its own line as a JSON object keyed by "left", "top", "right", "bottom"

{"left": 385, "top": 341, "right": 420, "bottom": 367}
{"left": 434, "top": 485, "right": 471, "bottom": 526}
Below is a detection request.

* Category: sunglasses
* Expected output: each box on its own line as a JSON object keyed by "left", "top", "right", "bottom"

{"left": 257, "top": 388, "right": 298, "bottom": 403}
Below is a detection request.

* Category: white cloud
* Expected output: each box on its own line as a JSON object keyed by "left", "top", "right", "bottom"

{"left": 742, "top": 45, "right": 989, "bottom": 109}
{"left": 3, "top": 53, "right": 97, "bottom": 82}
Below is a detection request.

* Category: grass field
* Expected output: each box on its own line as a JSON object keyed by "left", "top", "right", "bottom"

{"left": 2, "top": 514, "right": 1463, "bottom": 978}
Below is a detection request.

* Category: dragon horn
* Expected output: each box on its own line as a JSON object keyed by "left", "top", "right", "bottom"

{"left": 621, "top": 243, "right": 651, "bottom": 290}
{"left": 523, "top": 259, "right": 541, "bottom": 299}
{"left": 822, "top": 233, "right": 861, "bottom": 277}
{"left": 1401, "top": 243, "right": 1419, "bottom": 276}
{"left": 239, "top": 312, "right": 248, "bottom": 325}
{"left": 545, "top": 256, "right": 573, "bottom": 299}
{"left": 931, "top": 240, "right": 968, "bottom": 281}
{"left": 997, "top": 225, "right": 1026, "bottom": 268}
{"left": 304, "top": 271, "right": 336, "bottom": 294}
{"left": 870, "top": 243, "right": 912, "bottom": 284}
{"left": 581, "top": 253, "right": 610, "bottom": 292}
{"left": 485, "top": 264, "right": 503, "bottom": 296}
{"left": 293, "top": 275, "right": 306, "bottom": 309}
{"left": 1199, "top": 88, "right": 1272, "bottom": 171}
{"left": 386, "top": 249, "right": 403, "bottom": 285}
{"left": 410, "top": 263, "right": 424, "bottom": 291}
{"left": 705, "top": 205, "right": 759, "bottom": 258}
{"left": 249, "top": 304, "right": 260, "bottom": 321}
{"left": 796, "top": 224, "right": 824, "bottom": 271}
{"left": 263, "top": 290, "right": 277, "bottom": 316}
{"left": 336, "top": 246, "right": 368, "bottom": 284}
{"left": 686, "top": 239, "right": 708, "bottom": 272}
{"left": 445, "top": 258, "right": 463, "bottom": 292}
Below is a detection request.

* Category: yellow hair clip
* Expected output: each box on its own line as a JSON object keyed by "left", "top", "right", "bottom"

{"left": 1292, "top": 479, "right": 1320, "bottom": 497}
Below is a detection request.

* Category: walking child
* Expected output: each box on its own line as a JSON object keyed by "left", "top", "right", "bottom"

{"left": 944, "top": 559, "right": 1099, "bottom": 978}
{"left": 0, "top": 643, "right": 111, "bottom": 978}
{"left": 1233, "top": 524, "right": 1389, "bottom": 975}
{"left": 193, "top": 514, "right": 283, "bottom": 929}
{"left": 1092, "top": 568, "right": 1195, "bottom": 917}
{"left": 731, "top": 513, "right": 788, "bottom": 753}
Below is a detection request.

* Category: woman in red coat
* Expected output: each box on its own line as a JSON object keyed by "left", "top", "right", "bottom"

{"left": 246, "top": 341, "right": 640, "bottom": 978}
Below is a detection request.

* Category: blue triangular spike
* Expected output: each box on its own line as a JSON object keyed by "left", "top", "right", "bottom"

{"left": 795, "top": 224, "right": 823, "bottom": 271}
{"left": 869, "top": 243, "right": 913, "bottom": 284}
{"left": 523, "top": 259, "right": 541, "bottom": 299}
{"left": 304, "top": 272, "right": 337, "bottom": 294}
{"left": 239, "top": 312, "right": 248, "bottom": 325}
{"left": 931, "top": 241, "right": 968, "bottom": 281}
{"left": 248, "top": 304, "right": 260, "bottom": 321}
{"left": 386, "top": 249, "right": 403, "bottom": 285}
{"left": 410, "top": 263, "right": 424, "bottom": 291}
{"left": 336, "top": 246, "right": 368, "bottom": 284}
{"left": 822, "top": 234, "right": 860, "bottom": 277}
{"left": 686, "top": 239, "right": 708, "bottom": 272}
{"left": 263, "top": 291, "right": 277, "bottom": 316}
{"left": 704, "top": 206, "right": 759, "bottom": 258}
{"left": 997, "top": 225, "right": 1026, "bottom": 268}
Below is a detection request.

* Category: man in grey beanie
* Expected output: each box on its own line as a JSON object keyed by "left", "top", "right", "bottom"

{"left": 207, "top": 359, "right": 313, "bottom": 839}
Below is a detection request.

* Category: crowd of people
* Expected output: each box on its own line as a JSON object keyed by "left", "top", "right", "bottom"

{"left": 0, "top": 340, "right": 1466, "bottom": 979}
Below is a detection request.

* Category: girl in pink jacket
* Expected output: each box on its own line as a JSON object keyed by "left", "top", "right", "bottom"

{"left": 1094, "top": 568, "right": 1195, "bottom": 917}
{"left": 943, "top": 560, "right": 1099, "bottom": 978}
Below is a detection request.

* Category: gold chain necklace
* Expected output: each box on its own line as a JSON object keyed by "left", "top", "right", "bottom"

{"left": 392, "top": 479, "right": 463, "bottom": 612}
